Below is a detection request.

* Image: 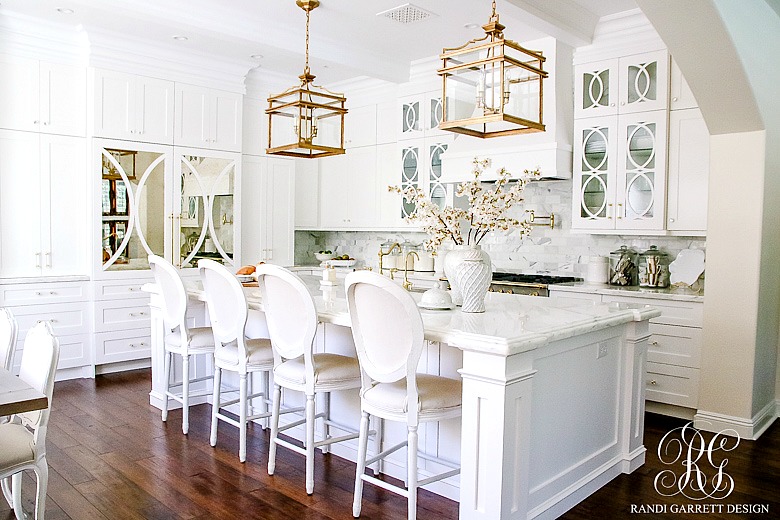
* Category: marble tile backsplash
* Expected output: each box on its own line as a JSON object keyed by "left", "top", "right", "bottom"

{"left": 295, "top": 181, "right": 707, "bottom": 277}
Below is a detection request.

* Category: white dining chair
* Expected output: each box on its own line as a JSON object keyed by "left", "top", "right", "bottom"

{"left": 1, "top": 307, "right": 18, "bottom": 372}
{"left": 345, "top": 271, "right": 462, "bottom": 520}
{"left": 0, "top": 320, "right": 60, "bottom": 520}
{"left": 149, "top": 254, "right": 216, "bottom": 435}
{"left": 257, "top": 264, "right": 362, "bottom": 495}
{"left": 198, "top": 259, "right": 274, "bottom": 463}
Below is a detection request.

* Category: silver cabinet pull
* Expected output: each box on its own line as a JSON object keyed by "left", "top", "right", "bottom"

{"left": 649, "top": 380, "right": 658, "bottom": 385}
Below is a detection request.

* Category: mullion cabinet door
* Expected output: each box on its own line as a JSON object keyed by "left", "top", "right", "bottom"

{"left": 616, "top": 110, "right": 667, "bottom": 230}
{"left": 572, "top": 118, "right": 618, "bottom": 230}
{"left": 618, "top": 50, "right": 669, "bottom": 114}
{"left": 574, "top": 58, "right": 619, "bottom": 118}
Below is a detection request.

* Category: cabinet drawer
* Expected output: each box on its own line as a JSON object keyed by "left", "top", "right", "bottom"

{"left": 601, "top": 295, "right": 703, "bottom": 327}
{"left": 94, "top": 330, "right": 150, "bottom": 364}
{"left": 646, "top": 362, "right": 700, "bottom": 408}
{"left": 648, "top": 323, "right": 702, "bottom": 368}
{"left": 93, "top": 279, "right": 151, "bottom": 300}
{"left": 11, "top": 333, "right": 91, "bottom": 372}
{"left": 94, "top": 300, "right": 150, "bottom": 331}
{"left": 1, "top": 281, "right": 88, "bottom": 306}
{"left": 11, "top": 302, "right": 90, "bottom": 337}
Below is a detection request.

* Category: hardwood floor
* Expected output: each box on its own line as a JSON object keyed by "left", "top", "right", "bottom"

{"left": 2, "top": 369, "right": 778, "bottom": 519}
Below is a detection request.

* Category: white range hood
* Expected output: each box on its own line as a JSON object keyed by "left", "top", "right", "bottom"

{"left": 440, "top": 141, "right": 572, "bottom": 182}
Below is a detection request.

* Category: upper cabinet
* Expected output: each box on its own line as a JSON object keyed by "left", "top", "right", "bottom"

{"left": 93, "top": 69, "right": 174, "bottom": 144}
{"left": 575, "top": 50, "right": 669, "bottom": 118}
{"left": 398, "top": 91, "right": 445, "bottom": 140}
{"left": 175, "top": 84, "right": 242, "bottom": 152}
{"left": 572, "top": 111, "right": 667, "bottom": 231}
{"left": 0, "top": 55, "right": 86, "bottom": 137}
{"left": 666, "top": 108, "right": 709, "bottom": 235}
{"left": 669, "top": 59, "right": 698, "bottom": 111}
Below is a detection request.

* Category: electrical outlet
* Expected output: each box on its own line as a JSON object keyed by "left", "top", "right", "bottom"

{"left": 597, "top": 343, "right": 608, "bottom": 359}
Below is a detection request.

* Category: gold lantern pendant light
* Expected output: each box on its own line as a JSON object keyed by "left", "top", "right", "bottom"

{"left": 438, "top": 0, "right": 547, "bottom": 138}
{"left": 266, "top": 0, "right": 347, "bottom": 158}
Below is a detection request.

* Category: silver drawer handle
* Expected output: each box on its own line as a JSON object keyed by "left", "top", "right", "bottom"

{"left": 649, "top": 380, "right": 658, "bottom": 385}
{"left": 129, "top": 342, "right": 147, "bottom": 348}
{"left": 651, "top": 341, "right": 659, "bottom": 346}
{"left": 129, "top": 312, "right": 146, "bottom": 317}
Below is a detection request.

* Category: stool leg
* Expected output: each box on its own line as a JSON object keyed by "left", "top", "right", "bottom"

{"left": 407, "top": 425, "right": 418, "bottom": 520}
{"left": 182, "top": 353, "right": 190, "bottom": 435}
{"left": 305, "top": 393, "right": 316, "bottom": 494}
{"left": 268, "top": 383, "right": 282, "bottom": 475}
{"left": 371, "top": 416, "right": 384, "bottom": 475}
{"left": 259, "top": 370, "right": 269, "bottom": 429}
{"left": 320, "top": 391, "right": 330, "bottom": 454}
{"left": 353, "top": 411, "right": 370, "bottom": 518}
{"left": 210, "top": 367, "right": 222, "bottom": 447}
{"left": 239, "top": 373, "right": 248, "bottom": 463}
{"left": 161, "top": 350, "right": 172, "bottom": 422}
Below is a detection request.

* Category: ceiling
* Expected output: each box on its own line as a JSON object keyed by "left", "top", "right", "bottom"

{"left": 0, "top": 0, "right": 637, "bottom": 84}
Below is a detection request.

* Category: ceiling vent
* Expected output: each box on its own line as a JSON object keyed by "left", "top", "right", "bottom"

{"left": 377, "top": 3, "right": 436, "bottom": 24}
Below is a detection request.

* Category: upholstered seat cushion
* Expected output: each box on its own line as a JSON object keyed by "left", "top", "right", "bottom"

{"left": 362, "top": 374, "right": 462, "bottom": 415}
{"left": 273, "top": 353, "right": 361, "bottom": 388}
{"left": 164, "top": 326, "right": 215, "bottom": 353}
{"left": 214, "top": 337, "right": 273, "bottom": 369}
{"left": 0, "top": 423, "right": 35, "bottom": 471}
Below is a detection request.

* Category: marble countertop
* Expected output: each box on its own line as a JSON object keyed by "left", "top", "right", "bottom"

{"left": 167, "top": 274, "right": 660, "bottom": 357}
{"left": 549, "top": 282, "right": 704, "bottom": 302}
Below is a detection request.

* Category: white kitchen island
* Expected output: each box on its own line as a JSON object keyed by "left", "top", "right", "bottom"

{"left": 144, "top": 274, "right": 659, "bottom": 520}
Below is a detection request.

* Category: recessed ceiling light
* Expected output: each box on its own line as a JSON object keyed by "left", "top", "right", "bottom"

{"left": 57, "top": 7, "right": 75, "bottom": 14}
{"left": 250, "top": 54, "right": 264, "bottom": 59}
{"left": 464, "top": 23, "right": 479, "bottom": 29}
{"left": 172, "top": 35, "right": 189, "bottom": 41}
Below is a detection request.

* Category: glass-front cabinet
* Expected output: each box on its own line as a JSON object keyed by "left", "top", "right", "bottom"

{"left": 574, "top": 50, "right": 669, "bottom": 118}
{"left": 572, "top": 111, "right": 667, "bottom": 231}
{"left": 96, "top": 140, "right": 239, "bottom": 274}
{"left": 398, "top": 138, "right": 450, "bottom": 220}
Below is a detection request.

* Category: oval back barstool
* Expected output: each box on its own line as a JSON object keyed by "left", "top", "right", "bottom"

{"left": 257, "top": 264, "right": 362, "bottom": 495}
{"left": 345, "top": 271, "right": 462, "bottom": 520}
{"left": 198, "top": 259, "right": 274, "bottom": 463}
{"left": 149, "top": 254, "right": 215, "bottom": 435}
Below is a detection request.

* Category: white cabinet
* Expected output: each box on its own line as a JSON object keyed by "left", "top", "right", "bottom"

{"left": 242, "top": 96, "right": 267, "bottom": 156}
{"left": 0, "top": 55, "right": 86, "bottom": 137}
{"left": 241, "top": 156, "right": 295, "bottom": 265}
{"left": 0, "top": 131, "right": 87, "bottom": 277}
{"left": 670, "top": 59, "right": 698, "bottom": 111}
{"left": 396, "top": 137, "right": 452, "bottom": 221}
{"left": 398, "top": 92, "right": 445, "bottom": 140}
{"left": 575, "top": 50, "right": 669, "bottom": 118}
{"left": 344, "top": 104, "right": 377, "bottom": 149}
{"left": 572, "top": 111, "right": 667, "bottom": 232}
{"left": 666, "top": 108, "right": 709, "bottom": 234}
{"left": 319, "top": 147, "right": 379, "bottom": 229}
{"left": 93, "top": 69, "right": 174, "bottom": 144}
{"left": 0, "top": 280, "right": 92, "bottom": 379}
{"left": 93, "top": 278, "right": 152, "bottom": 365}
{"left": 175, "top": 84, "right": 242, "bottom": 152}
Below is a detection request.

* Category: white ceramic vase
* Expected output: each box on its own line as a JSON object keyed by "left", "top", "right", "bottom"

{"left": 448, "top": 245, "right": 491, "bottom": 312}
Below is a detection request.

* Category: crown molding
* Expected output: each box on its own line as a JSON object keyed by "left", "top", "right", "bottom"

{"left": 86, "top": 27, "right": 255, "bottom": 93}
{"left": 0, "top": 11, "right": 89, "bottom": 63}
{"left": 244, "top": 67, "right": 298, "bottom": 99}
{"left": 573, "top": 9, "right": 666, "bottom": 64}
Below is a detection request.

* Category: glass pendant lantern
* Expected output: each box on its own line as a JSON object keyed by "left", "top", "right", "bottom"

{"left": 438, "top": 0, "right": 547, "bottom": 138}
{"left": 266, "top": 0, "right": 347, "bottom": 158}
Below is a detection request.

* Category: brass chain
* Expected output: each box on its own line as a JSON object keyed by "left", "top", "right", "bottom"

{"left": 304, "top": 6, "right": 311, "bottom": 75}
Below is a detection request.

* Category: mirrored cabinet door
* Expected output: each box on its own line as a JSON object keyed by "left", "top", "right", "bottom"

{"left": 175, "top": 152, "right": 237, "bottom": 268}
{"left": 99, "top": 143, "right": 171, "bottom": 272}
{"left": 400, "top": 145, "right": 420, "bottom": 219}
{"left": 427, "top": 142, "right": 447, "bottom": 210}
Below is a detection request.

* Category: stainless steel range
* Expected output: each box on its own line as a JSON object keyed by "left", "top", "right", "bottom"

{"left": 489, "top": 272, "right": 582, "bottom": 297}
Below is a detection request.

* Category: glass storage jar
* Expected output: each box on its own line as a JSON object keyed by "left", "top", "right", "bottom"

{"left": 638, "top": 245, "right": 670, "bottom": 287}
{"left": 609, "top": 246, "right": 639, "bottom": 286}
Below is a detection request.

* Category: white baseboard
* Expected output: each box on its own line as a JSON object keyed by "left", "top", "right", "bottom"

{"left": 694, "top": 400, "right": 778, "bottom": 440}
{"left": 95, "top": 358, "right": 151, "bottom": 375}
{"left": 645, "top": 401, "right": 695, "bottom": 420}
